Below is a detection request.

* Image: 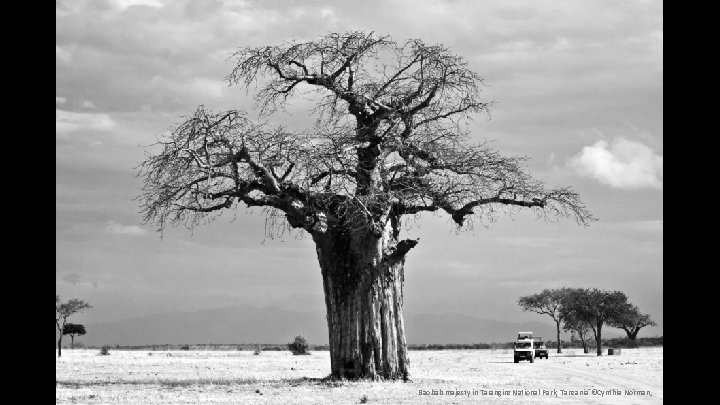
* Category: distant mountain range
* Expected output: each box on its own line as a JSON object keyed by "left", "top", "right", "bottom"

{"left": 74, "top": 305, "right": 618, "bottom": 347}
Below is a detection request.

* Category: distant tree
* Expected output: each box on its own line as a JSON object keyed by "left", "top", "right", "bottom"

{"left": 62, "top": 323, "right": 86, "bottom": 349}
{"left": 518, "top": 288, "right": 568, "bottom": 353}
{"left": 608, "top": 305, "right": 656, "bottom": 345}
{"left": 560, "top": 288, "right": 631, "bottom": 356}
{"left": 56, "top": 296, "right": 92, "bottom": 357}
{"left": 563, "top": 311, "right": 591, "bottom": 353}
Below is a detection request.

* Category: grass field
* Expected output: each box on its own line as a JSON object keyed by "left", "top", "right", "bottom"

{"left": 56, "top": 347, "right": 662, "bottom": 404}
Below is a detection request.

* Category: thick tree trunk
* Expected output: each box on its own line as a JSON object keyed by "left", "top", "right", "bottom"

{"left": 555, "top": 321, "right": 562, "bottom": 353}
{"left": 58, "top": 335, "right": 62, "bottom": 357}
{"left": 70, "top": 335, "right": 75, "bottom": 349}
{"left": 626, "top": 328, "right": 639, "bottom": 346}
{"left": 312, "top": 228, "right": 410, "bottom": 380}
{"left": 595, "top": 323, "right": 603, "bottom": 356}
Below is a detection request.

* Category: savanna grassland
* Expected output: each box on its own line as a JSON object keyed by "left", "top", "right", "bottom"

{"left": 56, "top": 347, "right": 662, "bottom": 404}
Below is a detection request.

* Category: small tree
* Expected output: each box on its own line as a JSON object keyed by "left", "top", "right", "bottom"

{"left": 563, "top": 311, "right": 591, "bottom": 353}
{"left": 288, "top": 335, "right": 310, "bottom": 355}
{"left": 560, "top": 288, "right": 631, "bottom": 356}
{"left": 609, "top": 305, "right": 656, "bottom": 345}
{"left": 56, "top": 295, "right": 92, "bottom": 357}
{"left": 518, "top": 288, "right": 568, "bottom": 353}
{"left": 62, "top": 323, "right": 86, "bottom": 349}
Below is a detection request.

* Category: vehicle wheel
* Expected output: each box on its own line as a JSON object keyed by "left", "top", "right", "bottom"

{"left": 514, "top": 356, "right": 519, "bottom": 363}
{"left": 530, "top": 356, "right": 534, "bottom": 363}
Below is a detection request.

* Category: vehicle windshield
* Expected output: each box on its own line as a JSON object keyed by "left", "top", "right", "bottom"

{"left": 536, "top": 342, "right": 545, "bottom": 348}
{"left": 515, "top": 342, "right": 532, "bottom": 349}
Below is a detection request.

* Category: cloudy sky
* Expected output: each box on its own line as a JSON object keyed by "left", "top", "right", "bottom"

{"left": 56, "top": 0, "right": 663, "bottom": 336}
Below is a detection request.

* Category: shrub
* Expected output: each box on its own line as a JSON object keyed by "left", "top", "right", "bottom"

{"left": 360, "top": 394, "right": 368, "bottom": 403}
{"left": 180, "top": 344, "right": 190, "bottom": 351}
{"left": 287, "top": 335, "right": 310, "bottom": 355}
{"left": 100, "top": 345, "right": 110, "bottom": 356}
{"left": 253, "top": 346, "right": 262, "bottom": 355}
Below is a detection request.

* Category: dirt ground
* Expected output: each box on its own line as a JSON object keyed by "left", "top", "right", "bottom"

{"left": 56, "top": 347, "right": 662, "bottom": 404}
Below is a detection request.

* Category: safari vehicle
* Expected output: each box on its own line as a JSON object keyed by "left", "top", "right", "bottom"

{"left": 517, "top": 331, "right": 533, "bottom": 340}
{"left": 514, "top": 339, "right": 535, "bottom": 363}
{"left": 533, "top": 337, "right": 548, "bottom": 359}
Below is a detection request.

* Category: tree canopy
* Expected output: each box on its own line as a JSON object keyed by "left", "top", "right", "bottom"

{"left": 560, "top": 288, "right": 631, "bottom": 328}
{"left": 139, "top": 31, "right": 594, "bottom": 239}
{"left": 62, "top": 323, "right": 87, "bottom": 337}
{"left": 56, "top": 298, "right": 92, "bottom": 323}
{"left": 518, "top": 289, "right": 566, "bottom": 320}
{"left": 608, "top": 305, "right": 656, "bottom": 342}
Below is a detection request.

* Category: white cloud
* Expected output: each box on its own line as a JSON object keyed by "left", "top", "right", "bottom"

{"left": 56, "top": 109, "right": 116, "bottom": 135}
{"left": 61, "top": 272, "right": 99, "bottom": 288}
{"left": 569, "top": 137, "right": 663, "bottom": 189}
{"left": 56, "top": 45, "right": 72, "bottom": 63}
{"left": 104, "top": 221, "right": 148, "bottom": 235}
{"left": 56, "top": 96, "right": 67, "bottom": 104}
{"left": 82, "top": 100, "right": 97, "bottom": 109}
{"left": 113, "top": 0, "right": 162, "bottom": 10}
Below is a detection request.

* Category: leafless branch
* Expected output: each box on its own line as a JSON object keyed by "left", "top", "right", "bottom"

{"left": 140, "top": 31, "right": 594, "bottom": 240}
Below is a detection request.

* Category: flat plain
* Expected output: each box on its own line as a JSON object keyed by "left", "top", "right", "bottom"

{"left": 56, "top": 347, "right": 662, "bottom": 404}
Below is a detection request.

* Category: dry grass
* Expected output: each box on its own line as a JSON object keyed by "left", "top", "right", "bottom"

{"left": 56, "top": 348, "right": 663, "bottom": 404}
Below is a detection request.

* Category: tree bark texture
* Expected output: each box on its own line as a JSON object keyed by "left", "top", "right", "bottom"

{"left": 313, "top": 227, "right": 410, "bottom": 380}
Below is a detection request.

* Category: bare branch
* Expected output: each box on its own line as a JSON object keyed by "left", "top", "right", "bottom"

{"left": 141, "top": 31, "right": 594, "bottom": 239}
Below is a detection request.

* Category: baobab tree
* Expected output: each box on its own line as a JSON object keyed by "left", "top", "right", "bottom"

{"left": 518, "top": 288, "right": 568, "bottom": 353}
{"left": 56, "top": 295, "right": 91, "bottom": 357}
{"left": 139, "top": 31, "right": 593, "bottom": 380}
{"left": 609, "top": 305, "right": 656, "bottom": 345}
